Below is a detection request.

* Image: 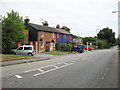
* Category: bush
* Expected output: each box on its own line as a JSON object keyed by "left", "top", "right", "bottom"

{"left": 56, "top": 42, "right": 61, "bottom": 50}
{"left": 66, "top": 43, "right": 72, "bottom": 51}
{"left": 61, "top": 43, "right": 66, "bottom": 51}
{"left": 45, "top": 46, "right": 49, "bottom": 52}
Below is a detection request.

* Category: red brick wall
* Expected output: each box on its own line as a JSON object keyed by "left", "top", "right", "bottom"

{"left": 24, "top": 30, "right": 29, "bottom": 44}
{"left": 38, "top": 31, "right": 56, "bottom": 51}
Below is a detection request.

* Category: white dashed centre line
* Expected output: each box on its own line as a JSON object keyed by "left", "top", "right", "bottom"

{"left": 15, "top": 75, "right": 22, "bottom": 79}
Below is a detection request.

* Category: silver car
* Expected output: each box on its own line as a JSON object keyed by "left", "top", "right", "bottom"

{"left": 11, "top": 45, "right": 35, "bottom": 56}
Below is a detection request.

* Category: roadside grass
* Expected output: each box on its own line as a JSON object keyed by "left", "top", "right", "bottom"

{"left": 1, "top": 54, "right": 42, "bottom": 62}
{"left": 43, "top": 51, "right": 72, "bottom": 55}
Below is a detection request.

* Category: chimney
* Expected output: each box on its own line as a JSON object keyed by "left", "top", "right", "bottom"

{"left": 61, "top": 26, "right": 66, "bottom": 30}
{"left": 42, "top": 21, "right": 49, "bottom": 26}
{"left": 24, "top": 16, "right": 29, "bottom": 24}
{"left": 56, "top": 24, "right": 60, "bottom": 29}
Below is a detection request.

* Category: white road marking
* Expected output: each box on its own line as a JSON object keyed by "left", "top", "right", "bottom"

{"left": 38, "top": 69, "right": 44, "bottom": 73}
{"left": 25, "top": 69, "right": 38, "bottom": 73}
{"left": 101, "top": 68, "right": 109, "bottom": 80}
{"left": 15, "top": 75, "right": 22, "bottom": 79}
{"left": 53, "top": 66, "right": 59, "bottom": 68}
{"left": 97, "top": 67, "right": 109, "bottom": 88}
{"left": 34, "top": 63, "right": 73, "bottom": 77}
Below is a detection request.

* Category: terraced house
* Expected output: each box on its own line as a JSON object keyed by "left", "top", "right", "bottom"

{"left": 24, "top": 17, "right": 73, "bottom": 52}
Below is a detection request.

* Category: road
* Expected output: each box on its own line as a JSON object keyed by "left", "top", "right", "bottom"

{"left": 2, "top": 46, "right": 118, "bottom": 88}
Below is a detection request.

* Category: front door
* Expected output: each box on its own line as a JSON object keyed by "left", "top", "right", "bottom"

{"left": 50, "top": 42, "right": 53, "bottom": 51}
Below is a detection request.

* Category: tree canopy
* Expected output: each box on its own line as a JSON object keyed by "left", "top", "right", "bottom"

{"left": 97, "top": 27, "right": 116, "bottom": 47}
{"left": 2, "top": 10, "right": 25, "bottom": 53}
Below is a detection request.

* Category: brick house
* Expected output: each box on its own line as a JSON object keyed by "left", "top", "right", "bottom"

{"left": 24, "top": 18, "right": 73, "bottom": 52}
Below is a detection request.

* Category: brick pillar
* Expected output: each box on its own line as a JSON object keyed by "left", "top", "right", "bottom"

{"left": 35, "top": 41, "right": 38, "bottom": 52}
{"left": 30, "top": 41, "right": 33, "bottom": 45}
{"left": 18, "top": 42, "right": 21, "bottom": 48}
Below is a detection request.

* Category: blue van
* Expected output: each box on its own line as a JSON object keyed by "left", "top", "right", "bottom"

{"left": 71, "top": 44, "right": 84, "bottom": 53}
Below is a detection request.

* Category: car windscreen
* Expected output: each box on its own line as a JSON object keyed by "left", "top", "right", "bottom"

{"left": 24, "top": 47, "right": 32, "bottom": 50}
{"left": 17, "top": 47, "right": 23, "bottom": 50}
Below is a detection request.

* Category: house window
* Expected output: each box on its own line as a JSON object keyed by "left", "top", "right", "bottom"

{"left": 41, "top": 31, "right": 44, "bottom": 37}
{"left": 53, "top": 42, "right": 55, "bottom": 47}
{"left": 65, "top": 35, "right": 67, "bottom": 39}
{"left": 53, "top": 33, "right": 55, "bottom": 38}
{"left": 70, "top": 35, "right": 71, "bottom": 39}
{"left": 46, "top": 42, "right": 49, "bottom": 46}
{"left": 57, "top": 34, "right": 59, "bottom": 38}
{"left": 41, "top": 42, "right": 44, "bottom": 48}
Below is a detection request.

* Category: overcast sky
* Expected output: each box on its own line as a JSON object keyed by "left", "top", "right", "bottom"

{"left": 0, "top": 0, "right": 119, "bottom": 38}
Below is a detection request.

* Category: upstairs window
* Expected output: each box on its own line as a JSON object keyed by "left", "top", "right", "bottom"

{"left": 53, "top": 33, "right": 55, "bottom": 38}
{"left": 65, "top": 35, "right": 67, "bottom": 39}
{"left": 57, "top": 34, "right": 59, "bottom": 38}
{"left": 41, "top": 31, "right": 44, "bottom": 37}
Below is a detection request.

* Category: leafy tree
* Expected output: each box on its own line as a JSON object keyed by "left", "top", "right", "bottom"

{"left": 66, "top": 43, "right": 72, "bottom": 51}
{"left": 97, "top": 27, "right": 116, "bottom": 47}
{"left": 2, "top": 10, "right": 25, "bottom": 53}
{"left": 73, "top": 35, "right": 78, "bottom": 38}
{"left": 65, "top": 27, "right": 70, "bottom": 33}
{"left": 82, "top": 37, "right": 96, "bottom": 45}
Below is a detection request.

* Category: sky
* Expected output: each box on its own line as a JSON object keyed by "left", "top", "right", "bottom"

{"left": 0, "top": 0, "right": 119, "bottom": 38}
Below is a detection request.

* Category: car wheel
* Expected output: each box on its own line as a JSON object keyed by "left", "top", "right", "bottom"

{"left": 28, "top": 53, "right": 33, "bottom": 56}
{"left": 12, "top": 52, "right": 16, "bottom": 55}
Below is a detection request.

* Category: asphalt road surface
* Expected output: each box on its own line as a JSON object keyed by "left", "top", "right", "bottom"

{"left": 2, "top": 46, "right": 118, "bottom": 88}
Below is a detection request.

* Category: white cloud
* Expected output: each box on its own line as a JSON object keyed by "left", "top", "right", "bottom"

{"left": 0, "top": 0, "right": 119, "bottom": 38}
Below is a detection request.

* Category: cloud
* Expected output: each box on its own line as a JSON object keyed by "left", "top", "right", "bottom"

{"left": 0, "top": 0, "right": 119, "bottom": 37}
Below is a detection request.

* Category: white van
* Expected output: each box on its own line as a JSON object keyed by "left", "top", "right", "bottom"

{"left": 11, "top": 45, "right": 35, "bottom": 56}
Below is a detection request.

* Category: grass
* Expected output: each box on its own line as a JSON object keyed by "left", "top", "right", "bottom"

{"left": 43, "top": 51, "right": 72, "bottom": 55}
{"left": 1, "top": 54, "right": 42, "bottom": 62}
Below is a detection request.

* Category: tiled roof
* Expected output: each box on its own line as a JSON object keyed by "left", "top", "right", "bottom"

{"left": 28, "top": 23, "right": 72, "bottom": 35}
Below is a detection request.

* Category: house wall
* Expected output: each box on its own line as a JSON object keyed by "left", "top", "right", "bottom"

{"left": 24, "top": 30, "right": 29, "bottom": 44}
{"left": 38, "top": 31, "right": 56, "bottom": 52}
{"left": 56, "top": 33, "right": 63, "bottom": 43}
{"left": 57, "top": 34, "right": 73, "bottom": 43}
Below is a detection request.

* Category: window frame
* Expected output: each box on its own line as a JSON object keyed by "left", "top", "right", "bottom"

{"left": 65, "top": 35, "right": 67, "bottom": 39}
{"left": 41, "top": 42, "right": 44, "bottom": 48}
{"left": 57, "top": 33, "right": 59, "bottom": 38}
{"left": 53, "top": 33, "right": 55, "bottom": 38}
{"left": 41, "top": 31, "right": 44, "bottom": 37}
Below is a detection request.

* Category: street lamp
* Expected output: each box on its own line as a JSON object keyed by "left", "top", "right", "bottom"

{"left": 112, "top": 11, "right": 120, "bottom": 13}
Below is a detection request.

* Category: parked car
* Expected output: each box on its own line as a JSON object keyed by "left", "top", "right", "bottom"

{"left": 11, "top": 45, "right": 35, "bottom": 56}
{"left": 84, "top": 47, "right": 92, "bottom": 51}
{"left": 71, "top": 44, "right": 84, "bottom": 53}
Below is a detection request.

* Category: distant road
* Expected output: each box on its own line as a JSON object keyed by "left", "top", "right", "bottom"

{"left": 2, "top": 46, "right": 118, "bottom": 88}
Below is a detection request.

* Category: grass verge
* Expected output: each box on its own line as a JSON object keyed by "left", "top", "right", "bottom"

{"left": 43, "top": 51, "right": 72, "bottom": 55}
{"left": 1, "top": 54, "right": 42, "bottom": 62}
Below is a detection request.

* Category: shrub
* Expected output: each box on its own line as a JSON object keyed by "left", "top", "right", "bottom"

{"left": 61, "top": 43, "right": 66, "bottom": 51}
{"left": 66, "top": 43, "right": 72, "bottom": 51}
{"left": 56, "top": 42, "right": 61, "bottom": 50}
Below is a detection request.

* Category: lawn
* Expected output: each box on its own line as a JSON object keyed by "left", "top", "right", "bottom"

{"left": 43, "top": 51, "right": 72, "bottom": 55}
{"left": 1, "top": 54, "right": 42, "bottom": 62}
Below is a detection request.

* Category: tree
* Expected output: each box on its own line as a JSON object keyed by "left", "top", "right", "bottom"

{"left": 65, "top": 27, "right": 70, "bottom": 33}
{"left": 97, "top": 27, "right": 116, "bottom": 47}
{"left": 73, "top": 35, "right": 78, "bottom": 38}
{"left": 2, "top": 10, "right": 25, "bottom": 53}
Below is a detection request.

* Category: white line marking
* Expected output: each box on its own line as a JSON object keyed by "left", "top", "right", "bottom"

{"left": 53, "top": 66, "right": 59, "bottom": 68}
{"left": 34, "top": 63, "right": 73, "bottom": 77}
{"left": 101, "top": 68, "right": 109, "bottom": 80}
{"left": 25, "top": 69, "right": 38, "bottom": 73}
{"left": 38, "top": 69, "right": 44, "bottom": 72}
{"left": 15, "top": 75, "right": 22, "bottom": 79}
